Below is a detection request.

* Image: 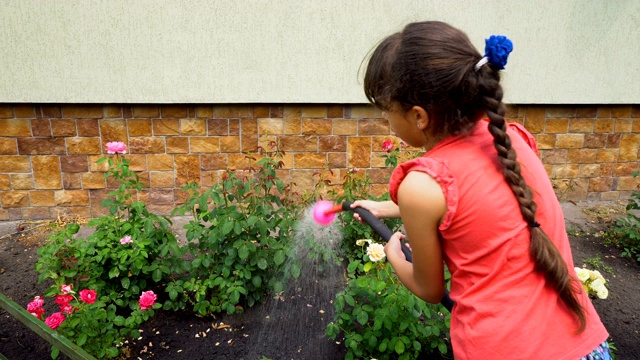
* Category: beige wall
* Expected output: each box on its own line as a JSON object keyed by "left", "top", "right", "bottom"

{"left": 1, "top": 0, "right": 639, "bottom": 104}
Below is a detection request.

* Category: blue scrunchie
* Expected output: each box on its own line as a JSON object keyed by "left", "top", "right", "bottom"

{"left": 484, "top": 35, "right": 513, "bottom": 70}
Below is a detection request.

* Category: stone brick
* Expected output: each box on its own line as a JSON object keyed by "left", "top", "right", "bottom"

{"left": 540, "top": 149, "right": 567, "bottom": 164}
{"left": 258, "top": 118, "right": 284, "bottom": 135}
{"left": 618, "top": 134, "right": 640, "bottom": 162}
{"left": 0, "top": 138, "right": 18, "bottom": 155}
{"left": 588, "top": 178, "right": 613, "bottom": 192}
{"left": 147, "top": 154, "right": 173, "bottom": 170}
{"left": 11, "top": 174, "right": 33, "bottom": 189}
{"left": 327, "top": 153, "right": 346, "bottom": 168}
{"left": 103, "top": 105, "right": 122, "bottom": 118}
{"left": 348, "top": 137, "right": 372, "bottom": 168}
{"left": 0, "top": 119, "right": 31, "bottom": 136}
{"left": 129, "top": 137, "right": 165, "bottom": 153}
{"left": 359, "top": 119, "right": 390, "bottom": 135}
{"left": 543, "top": 164, "right": 553, "bottom": 177}
{"left": 596, "top": 107, "right": 611, "bottom": 118}
{"left": 301, "top": 119, "right": 331, "bottom": 135}
{"left": 180, "top": 119, "right": 206, "bottom": 135}
{"left": 319, "top": 136, "right": 346, "bottom": 152}
{"left": 153, "top": 119, "right": 179, "bottom": 135}
{"left": 220, "top": 137, "right": 241, "bottom": 152}
{"left": 60, "top": 155, "right": 89, "bottom": 172}
{"left": 595, "top": 149, "right": 619, "bottom": 163}
{"left": 584, "top": 134, "right": 607, "bottom": 148}
{"left": 1, "top": 191, "right": 29, "bottom": 207}
{"left": 51, "top": 119, "right": 77, "bottom": 137}
{"left": 190, "top": 137, "right": 220, "bottom": 153}
{"left": 368, "top": 168, "right": 393, "bottom": 183}
{"left": 251, "top": 106, "right": 268, "bottom": 119}
{"left": 327, "top": 105, "right": 343, "bottom": 119}
{"left": 62, "top": 105, "right": 103, "bottom": 119}
{"left": 33, "top": 156, "right": 62, "bottom": 189}
{"left": 568, "top": 119, "right": 594, "bottom": 133}
{"left": 200, "top": 171, "right": 219, "bottom": 187}
{"left": 139, "top": 189, "right": 174, "bottom": 204}
{"left": 524, "top": 107, "right": 546, "bottom": 133}
{"left": 579, "top": 164, "right": 600, "bottom": 177}
{"left": 294, "top": 154, "right": 326, "bottom": 168}
{"left": 545, "top": 119, "right": 569, "bottom": 133}
{"left": 258, "top": 135, "right": 277, "bottom": 152}
{"left": 594, "top": 119, "right": 614, "bottom": 133}
{"left": 290, "top": 169, "right": 315, "bottom": 193}
{"left": 31, "top": 119, "right": 51, "bottom": 136}
{"left": 29, "top": 190, "right": 55, "bottom": 206}
{"left": 81, "top": 172, "right": 106, "bottom": 189}
{"left": 149, "top": 170, "right": 176, "bottom": 188}
{"left": 600, "top": 191, "right": 620, "bottom": 201}
{"left": 214, "top": 105, "right": 252, "bottom": 118}
{"left": 567, "top": 149, "right": 597, "bottom": 164}
{"left": 62, "top": 173, "right": 82, "bottom": 189}
{"left": 546, "top": 107, "right": 575, "bottom": 118}
{"left": 230, "top": 119, "right": 240, "bottom": 135}
{"left": 279, "top": 136, "right": 316, "bottom": 152}
{"left": 611, "top": 106, "right": 632, "bottom": 118}
{"left": 88, "top": 155, "right": 109, "bottom": 171}
{"left": 66, "top": 137, "right": 102, "bottom": 154}
{"left": 617, "top": 176, "right": 640, "bottom": 191}
{"left": 0, "top": 175, "right": 10, "bottom": 190}
{"left": 284, "top": 108, "right": 301, "bottom": 135}
{"left": 195, "top": 106, "right": 213, "bottom": 118}
{"left": 97, "top": 119, "right": 127, "bottom": 144}
{"left": 613, "top": 163, "right": 638, "bottom": 177}
{"left": 127, "top": 155, "right": 147, "bottom": 171}
{"left": 576, "top": 106, "right": 598, "bottom": 118}
{"left": 201, "top": 154, "right": 228, "bottom": 170}
{"left": 633, "top": 119, "right": 640, "bottom": 133}
{"left": 41, "top": 105, "right": 62, "bottom": 118}
{"left": 551, "top": 164, "right": 579, "bottom": 178}
{"left": 536, "top": 134, "right": 556, "bottom": 149}
{"left": 614, "top": 119, "right": 633, "bottom": 133}
{"left": 0, "top": 156, "right": 31, "bottom": 172}
{"left": 166, "top": 137, "right": 189, "bottom": 153}
{"left": 161, "top": 105, "right": 187, "bottom": 118}
{"left": 0, "top": 105, "right": 13, "bottom": 118}
{"left": 333, "top": 119, "right": 357, "bottom": 135}
{"left": 133, "top": 105, "right": 159, "bottom": 118}
{"left": 55, "top": 190, "right": 90, "bottom": 206}
{"left": 175, "top": 155, "right": 200, "bottom": 186}
{"left": 301, "top": 106, "right": 327, "bottom": 118}
{"left": 269, "top": 106, "right": 283, "bottom": 118}
{"left": 128, "top": 119, "right": 152, "bottom": 136}
{"left": 21, "top": 207, "right": 52, "bottom": 220}
{"left": 600, "top": 163, "right": 614, "bottom": 176}
{"left": 606, "top": 134, "right": 621, "bottom": 148}
{"left": 347, "top": 105, "right": 381, "bottom": 119}
{"left": 17, "top": 138, "right": 65, "bottom": 155}
{"left": 556, "top": 134, "right": 583, "bottom": 148}
{"left": 76, "top": 119, "right": 100, "bottom": 137}
{"left": 208, "top": 119, "right": 229, "bottom": 135}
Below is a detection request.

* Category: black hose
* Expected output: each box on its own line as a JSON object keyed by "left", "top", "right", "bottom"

{"left": 342, "top": 201, "right": 454, "bottom": 312}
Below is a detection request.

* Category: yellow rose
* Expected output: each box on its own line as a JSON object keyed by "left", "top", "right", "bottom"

{"left": 366, "top": 243, "right": 386, "bottom": 262}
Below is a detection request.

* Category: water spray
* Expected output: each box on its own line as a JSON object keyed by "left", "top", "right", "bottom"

{"left": 312, "top": 200, "right": 454, "bottom": 312}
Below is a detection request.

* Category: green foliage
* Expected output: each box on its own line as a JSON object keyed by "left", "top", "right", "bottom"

{"left": 582, "top": 256, "right": 614, "bottom": 275}
{"left": 165, "top": 148, "right": 302, "bottom": 316}
{"left": 326, "top": 247, "right": 450, "bottom": 359}
{"left": 612, "top": 171, "right": 640, "bottom": 263}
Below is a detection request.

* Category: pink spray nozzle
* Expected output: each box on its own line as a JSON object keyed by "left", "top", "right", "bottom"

{"left": 312, "top": 200, "right": 343, "bottom": 226}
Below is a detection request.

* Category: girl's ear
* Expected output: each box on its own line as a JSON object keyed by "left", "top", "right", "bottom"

{"left": 410, "top": 106, "right": 429, "bottom": 130}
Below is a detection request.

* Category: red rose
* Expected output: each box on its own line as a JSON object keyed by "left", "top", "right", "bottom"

{"left": 55, "top": 294, "right": 73, "bottom": 306}
{"left": 79, "top": 289, "right": 97, "bottom": 305}
{"left": 139, "top": 290, "right": 157, "bottom": 310}
{"left": 382, "top": 140, "right": 394, "bottom": 152}
{"left": 44, "top": 312, "right": 65, "bottom": 330}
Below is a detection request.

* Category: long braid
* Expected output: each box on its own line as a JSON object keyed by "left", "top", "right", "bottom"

{"left": 480, "top": 70, "right": 587, "bottom": 332}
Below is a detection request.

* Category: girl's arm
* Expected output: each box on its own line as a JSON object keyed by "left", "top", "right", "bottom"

{"left": 350, "top": 200, "right": 401, "bottom": 219}
{"left": 385, "top": 171, "right": 447, "bottom": 304}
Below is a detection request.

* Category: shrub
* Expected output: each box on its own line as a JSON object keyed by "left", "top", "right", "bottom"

{"left": 612, "top": 171, "right": 640, "bottom": 263}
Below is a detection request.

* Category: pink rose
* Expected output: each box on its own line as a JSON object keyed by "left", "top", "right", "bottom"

{"left": 45, "top": 312, "right": 65, "bottom": 330}
{"left": 60, "top": 304, "right": 75, "bottom": 314}
{"left": 55, "top": 294, "right": 73, "bottom": 307}
{"left": 120, "top": 235, "right": 133, "bottom": 244}
{"left": 382, "top": 140, "right": 394, "bottom": 152}
{"left": 106, "top": 141, "right": 127, "bottom": 154}
{"left": 27, "top": 296, "right": 45, "bottom": 319}
{"left": 139, "top": 290, "right": 157, "bottom": 310}
{"left": 79, "top": 289, "right": 97, "bottom": 305}
{"left": 60, "top": 284, "right": 74, "bottom": 294}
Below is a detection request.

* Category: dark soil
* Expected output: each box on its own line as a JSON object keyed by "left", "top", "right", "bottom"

{"left": 1, "top": 215, "right": 639, "bottom": 360}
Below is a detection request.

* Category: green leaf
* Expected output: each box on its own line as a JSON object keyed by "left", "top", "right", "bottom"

{"left": 152, "top": 268, "right": 162, "bottom": 282}
{"left": 121, "top": 277, "right": 130, "bottom": 289}
{"left": 113, "top": 316, "right": 125, "bottom": 326}
{"left": 51, "top": 346, "right": 60, "bottom": 359}
{"left": 251, "top": 275, "right": 262, "bottom": 287}
{"left": 363, "top": 262, "right": 372, "bottom": 272}
{"left": 274, "top": 250, "right": 285, "bottom": 265}
{"left": 109, "top": 267, "right": 120, "bottom": 278}
{"left": 395, "top": 339, "right": 405, "bottom": 354}
{"left": 238, "top": 245, "right": 249, "bottom": 260}
{"left": 257, "top": 258, "right": 268, "bottom": 270}
{"left": 356, "top": 310, "right": 368, "bottom": 325}
{"left": 106, "top": 346, "right": 119, "bottom": 357}
{"left": 77, "top": 333, "right": 87, "bottom": 346}
{"left": 222, "top": 221, "right": 234, "bottom": 235}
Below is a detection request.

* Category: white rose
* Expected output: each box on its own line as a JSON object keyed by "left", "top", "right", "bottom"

{"left": 356, "top": 239, "right": 372, "bottom": 247}
{"left": 589, "top": 278, "right": 606, "bottom": 293}
{"left": 366, "top": 243, "right": 386, "bottom": 262}
{"left": 589, "top": 270, "right": 603, "bottom": 281}
{"left": 575, "top": 267, "right": 590, "bottom": 282}
{"left": 596, "top": 287, "right": 609, "bottom": 300}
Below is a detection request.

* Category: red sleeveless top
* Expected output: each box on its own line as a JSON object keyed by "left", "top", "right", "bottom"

{"left": 389, "top": 120, "right": 608, "bottom": 359}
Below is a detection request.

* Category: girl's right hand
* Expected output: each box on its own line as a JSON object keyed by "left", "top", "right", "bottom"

{"left": 351, "top": 200, "right": 400, "bottom": 221}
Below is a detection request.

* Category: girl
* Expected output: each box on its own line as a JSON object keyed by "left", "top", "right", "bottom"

{"left": 353, "top": 21, "right": 610, "bottom": 359}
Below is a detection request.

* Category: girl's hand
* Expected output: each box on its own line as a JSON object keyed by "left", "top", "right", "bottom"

{"left": 385, "top": 232, "right": 408, "bottom": 261}
{"left": 351, "top": 200, "right": 401, "bottom": 221}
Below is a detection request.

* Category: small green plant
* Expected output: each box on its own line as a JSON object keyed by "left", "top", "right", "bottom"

{"left": 326, "top": 241, "right": 450, "bottom": 359}
{"left": 165, "top": 143, "right": 302, "bottom": 316}
{"left": 582, "top": 256, "right": 614, "bottom": 275}
{"left": 612, "top": 171, "right": 640, "bottom": 263}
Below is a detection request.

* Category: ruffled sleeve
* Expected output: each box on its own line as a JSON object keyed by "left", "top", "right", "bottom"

{"left": 388, "top": 157, "right": 458, "bottom": 231}
{"left": 508, "top": 122, "right": 539, "bottom": 156}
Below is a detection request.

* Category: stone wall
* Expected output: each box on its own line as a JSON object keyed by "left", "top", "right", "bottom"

{"left": 0, "top": 104, "right": 639, "bottom": 221}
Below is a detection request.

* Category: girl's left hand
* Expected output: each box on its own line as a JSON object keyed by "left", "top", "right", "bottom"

{"left": 385, "top": 232, "right": 408, "bottom": 261}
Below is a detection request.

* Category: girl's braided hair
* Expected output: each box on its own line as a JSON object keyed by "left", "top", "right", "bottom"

{"left": 364, "top": 21, "right": 586, "bottom": 332}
